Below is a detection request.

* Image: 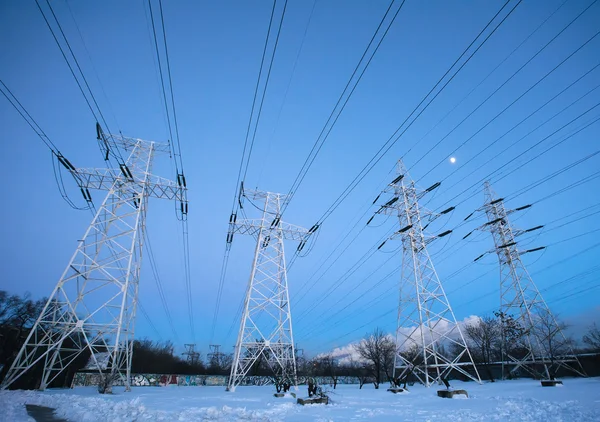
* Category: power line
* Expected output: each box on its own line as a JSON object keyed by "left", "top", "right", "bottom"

{"left": 302, "top": 0, "right": 520, "bottom": 232}
{"left": 144, "top": 229, "right": 180, "bottom": 342}
{"left": 279, "top": 0, "right": 407, "bottom": 215}
{"left": 411, "top": 0, "right": 600, "bottom": 176}
{"left": 36, "top": 0, "right": 126, "bottom": 165}
{"left": 0, "top": 78, "right": 91, "bottom": 210}
{"left": 211, "top": 0, "right": 288, "bottom": 344}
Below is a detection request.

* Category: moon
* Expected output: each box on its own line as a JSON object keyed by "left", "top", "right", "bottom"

{"left": 450, "top": 157, "right": 456, "bottom": 164}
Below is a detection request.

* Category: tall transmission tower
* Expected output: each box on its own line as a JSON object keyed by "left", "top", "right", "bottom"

{"left": 375, "top": 161, "right": 480, "bottom": 387}
{"left": 226, "top": 189, "right": 314, "bottom": 392}
{"left": 475, "top": 181, "right": 584, "bottom": 379}
{"left": 1, "top": 133, "right": 187, "bottom": 392}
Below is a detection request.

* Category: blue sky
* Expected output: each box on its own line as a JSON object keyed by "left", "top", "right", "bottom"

{"left": 1, "top": 0, "right": 599, "bottom": 358}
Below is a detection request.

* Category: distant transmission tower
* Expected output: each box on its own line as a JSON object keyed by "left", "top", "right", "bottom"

{"left": 226, "top": 189, "right": 314, "bottom": 392}
{"left": 376, "top": 161, "right": 480, "bottom": 387}
{"left": 476, "top": 181, "right": 584, "bottom": 379}
{"left": 183, "top": 344, "right": 200, "bottom": 366}
{"left": 1, "top": 132, "right": 187, "bottom": 392}
{"left": 207, "top": 344, "right": 222, "bottom": 367}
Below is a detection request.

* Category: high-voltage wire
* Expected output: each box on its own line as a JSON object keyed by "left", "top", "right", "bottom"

{"left": 36, "top": 0, "right": 126, "bottom": 165}
{"left": 147, "top": 0, "right": 193, "bottom": 341}
{"left": 291, "top": 0, "right": 525, "bottom": 310}
{"left": 144, "top": 229, "right": 180, "bottom": 342}
{"left": 291, "top": 4, "right": 597, "bottom": 313}
{"left": 211, "top": 0, "right": 286, "bottom": 344}
{"left": 401, "top": 0, "right": 569, "bottom": 160}
{"left": 279, "top": 0, "right": 407, "bottom": 215}
{"left": 434, "top": 102, "right": 600, "bottom": 213}
{"left": 297, "top": 176, "right": 600, "bottom": 341}
{"left": 434, "top": 64, "right": 600, "bottom": 191}
{"left": 410, "top": 1, "right": 600, "bottom": 175}
{"left": 298, "top": 0, "right": 520, "bottom": 231}
{"left": 255, "top": 0, "right": 318, "bottom": 187}
{"left": 0, "top": 78, "right": 91, "bottom": 211}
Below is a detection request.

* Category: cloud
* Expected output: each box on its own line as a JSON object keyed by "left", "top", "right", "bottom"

{"left": 321, "top": 315, "right": 482, "bottom": 359}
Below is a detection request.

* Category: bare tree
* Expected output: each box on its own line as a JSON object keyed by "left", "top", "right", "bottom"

{"left": 464, "top": 315, "right": 501, "bottom": 381}
{"left": 533, "top": 311, "right": 573, "bottom": 379}
{"left": 583, "top": 323, "right": 600, "bottom": 352}
{"left": 353, "top": 328, "right": 396, "bottom": 389}
{"left": 318, "top": 354, "right": 339, "bottom": 389}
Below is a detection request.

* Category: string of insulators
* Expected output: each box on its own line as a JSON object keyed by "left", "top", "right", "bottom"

{"left": 522, "top": 246, "right": 546, "bottom": 254}
{"left": 238, "top": 181, "right": 244, "bottom": 209}
{"left": 515, "top": 204, "right": 532, "bottom": 211}
{"left": 422, "top": 222, "right": 430, "bottom": 230}
{"left": 438, "top": 230, "right": 452, "bottom": 238}
{"left": 366, "top": 215, "right": 374, "bottom": 226}
{"left": 308, "top": 223, "right": 320, "bottom": 234}
{"left": 262, "top": 235, "right": 270, "bottom": 248}
{"left": 385, "top": 197, "right": 399, "bottom": 207}
{"left": 377, "top": 240, "right": 387, "bottom": 250}
{"left": 177, "top": 173, "right": 187, "bottom": 188}
{"left": 524, "top": 225, "right": 544, "bottom": 233}
{"left": 397, "top": 224, "right": 412, "bottom": 233}
{"left": 180, "top": 201, "right": 188, "bottom": 215}
{"left": 96, "top": 122, "right": 110, "bottom": 161}
{"left": 297, "top": 240, "right": 306, "bottom": 252}
{"left": 270, "top": 214, "right": 281, "bottom": 228}
{"left": 80, "top": 187, "right": 92, "bottom": 202}
{"left": 498, "top": 241, "right": 516, "bottom": 249}
{"left": 484, "top": 217, "right": 503, "bottom": 226}
{"left": 133, "top": 194, "right": 140, "bottom": 209}
{"left": 474, "top": 253, "right": 486, "bottom": 262}
{"left": 226, "top": 213, "right": 237, "bottom": 244}
{"left": 391, "top": 174, "right": 404, "bottom": 185}
{"left": 440, "top": 206, "right": 455, "bottom": 215}
{"left": 56, "top": 153, "right": 77, "bottom": 172}
{"left": 119, "top": 163, "right": 134, "bottom": 180}
{"left": 490, "top": 198, "right": 504, "bottom": 205}
{"left": 463, "top": 231, "right": 473, "bottom": 239}
{"left": 463, "top": 211, "right": 474, "bottom": 221}
{"left": 425, "top": 181, "right": 441, "bottom": 192}
{"left": 372, "top": 193, "right": 381, "bottom": 205}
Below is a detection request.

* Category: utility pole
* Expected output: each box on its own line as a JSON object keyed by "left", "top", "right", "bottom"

{"left": 475, "top": 181, "right": 585, "bottom": 379}
{"left": 375, "top": 160, "right": 480, "bottom": 387}
{"left": 1, "top": 132, "right": 187, "bottom": 392}
{"left": 183, "top": 344, "right": 200, "bottom": 366}
{"left": 226, "top": 189, "right": 314, "bottom": 392}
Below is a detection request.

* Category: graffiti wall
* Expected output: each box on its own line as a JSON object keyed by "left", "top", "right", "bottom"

{"left": 72, "top": 372, "right": 360, "bottom": 387}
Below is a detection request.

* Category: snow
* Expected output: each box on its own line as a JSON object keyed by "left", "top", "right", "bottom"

{"left": 1, "top": 377, "right": 599, "bottom": 421}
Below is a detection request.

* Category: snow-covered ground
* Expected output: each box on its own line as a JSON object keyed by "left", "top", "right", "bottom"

{"left": 1, "top": 377, "right": 599, "bottom": 421}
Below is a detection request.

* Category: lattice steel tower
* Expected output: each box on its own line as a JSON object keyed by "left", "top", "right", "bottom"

{"left": 478, "top": 181, "right": 584, "bottom": 379}
{"left": 227, "top": 189, "right": 312, "bottom": 392}
{"left": 377, "top": 161, "right": 480, "bottom": 387}
{"left": 1, "top": 133, "right": 187, "bottom": 392}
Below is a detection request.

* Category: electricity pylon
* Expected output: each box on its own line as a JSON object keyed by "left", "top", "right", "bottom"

{"left": 375, "top": 161, "right": 480, "bottom": 387}
{"left": 1, "top": 133, "right": 187, "bottom": 392}
{"left": 475, "top": 181, "right": 584, "bottom": 379}
{"left": 226, "top": 189, "right": 313, "bottom": 392}
{"left": 183, "top": 344, "right": 200, "bottom": 366}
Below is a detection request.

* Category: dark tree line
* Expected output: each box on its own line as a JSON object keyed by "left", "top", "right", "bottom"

{"left": 0, "top": 290, "right": 237, "bottom": 389}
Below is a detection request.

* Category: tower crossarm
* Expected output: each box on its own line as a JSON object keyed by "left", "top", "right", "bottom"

{"left": 72, "top": 167, "right": 186, "bottom": 201}
{"left": 233, "top": 219, "right": 310, "bottom": 242}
